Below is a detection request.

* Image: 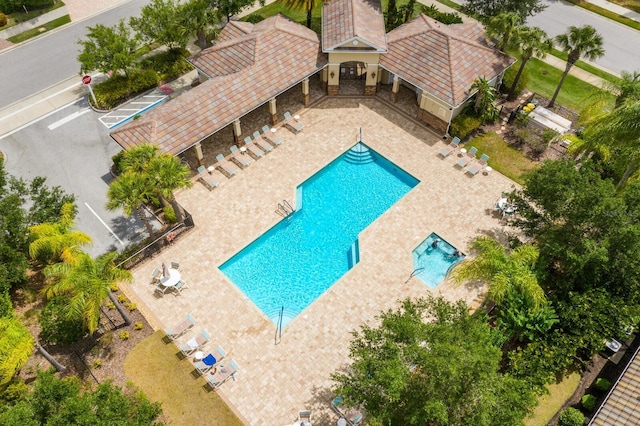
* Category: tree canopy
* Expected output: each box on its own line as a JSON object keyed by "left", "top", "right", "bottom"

{"left": 130, "top": 0, "right": 191, "bottom": 50}
{"left": 332, "top": 297, "right": 536, "bottom": 425}
{"left": 0, "top": 370, "right": 162, "bottom": 425}
{"left": 462, "top": 0, "right": 545, "bottom": 20}
{"left": 77, "top": 20, "right": 140, "bottom": 77}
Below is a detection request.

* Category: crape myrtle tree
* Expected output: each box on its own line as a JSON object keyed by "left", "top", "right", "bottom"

{"left": 462, "top": 0, "right": 546, "bottom": 20}
{"left": 130, "top": 0, "right": 191, "bottom": 51}
{"left": 332, "top": 297, "right": 537, "bottom": 426}
{"left": 215, "top": 0, "right": 265, "bottom": 23}
{"left": 77, "top": 20, "right": 140, "bottom": 77}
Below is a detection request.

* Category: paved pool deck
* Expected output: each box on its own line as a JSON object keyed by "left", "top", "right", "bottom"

{"left": 123, "top": 96, "right": 517, "bottom": 425}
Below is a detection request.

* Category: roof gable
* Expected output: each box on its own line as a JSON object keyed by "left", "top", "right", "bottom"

{"left": 322, "top": 0, "right": 386, "bottom": 52}
{"left": 380, "top": 15, "right": 514, "bottom": 106}
{"left": 111, "top": 15, "right": 326, "bottom": 155}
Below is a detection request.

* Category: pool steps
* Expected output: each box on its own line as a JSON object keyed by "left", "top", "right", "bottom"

{"left": 345, "top": 143, "right": 375, "bottom": 164}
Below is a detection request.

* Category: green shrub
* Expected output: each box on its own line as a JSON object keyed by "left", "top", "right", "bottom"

{"left": 93, "top": 359, "right": 102, "bottom": 368}
{"left": 138, "top": 48, "right": 193, "bottom": 82}
{"left": 0, "top": 380, "right": 29, "bottom": 403}
{"left": 126, "top": 302, "right": 137, "bottom": 312}
{"left": 502, "top": 67, "right": 529, "bottom": 99}
{"left": 40, "top": 296, "right": 87, "bottom": 344}
{"left": 106, "top": 301, "right": 115, "bottom": 310}
{"left": 111, "top": 151, "right": 125, "bottom": 176}
{"left": 93, "top": 69, "right": 159, "bottom": 110}
{"left": 542, "top": 129, "right": 559, "bottom": 144}
{"left": 24, "top": 0, "right": 54, "bottom": 8}
{"left": 109, "top": 283, "right": 119, "bottom": 292}
{"left": 119, "top": 331, "right": 130, "bottom": 340}
{"left": 163, "top": 205, "right": 177, "bottom": 223}
{"left": 117, "top": 293, "right": 127, "bottom": 303}
{"left": 134, "top": 322, "right": 144, "bottom": 330}
{"left": 0, "top": 12, "right": 7, "bottom": 27}
{"left": 450, "top": 112, "right": 482, "bottom": 139}
{"left": 558, "top": 407, "right": 585, "bottom": 426}
{"left": 245, "top": 13, "right": 264, "bottom": 23}
{"left": 581, "top": 394, "right": 597, "bottom": 412}
{"left": 594, "top": 377, "right": 611, "bottom": 391}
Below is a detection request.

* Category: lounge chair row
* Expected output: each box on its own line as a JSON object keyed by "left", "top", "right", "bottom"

{"left": 438, "top": 138, "right": 490, "bottom": 176}
{"left": 165, "top": 314, "right": 240, "bottom": 390}
{"left": 331, "top": 396, "right": 363, "bottom": 425}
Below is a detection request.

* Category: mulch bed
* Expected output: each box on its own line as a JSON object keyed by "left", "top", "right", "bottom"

{"left": 14, "top": 270, "right": 153, "bottom": 388}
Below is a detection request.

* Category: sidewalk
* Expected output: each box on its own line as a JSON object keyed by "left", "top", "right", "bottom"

{"left": 587, "top": 0, "right": 640, "bottom": 23}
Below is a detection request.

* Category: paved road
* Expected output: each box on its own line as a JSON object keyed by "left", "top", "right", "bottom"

{"left": 0, "top": 0, "right": 149, "bottom": 109}
{"left": 0, "top": 98, "right": 152, "bottom": 257}
{"left": 527, "top": 0, "right": 640, "bottom": 75}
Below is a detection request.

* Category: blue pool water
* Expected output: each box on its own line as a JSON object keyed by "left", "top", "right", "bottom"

{"left": 219, "top": 143, "right": 418, "bottom": 326}
{"left": 412, "top": 233, "right": 464, "bottom": 288}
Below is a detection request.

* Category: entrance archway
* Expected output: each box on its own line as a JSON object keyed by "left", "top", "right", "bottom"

{"left": 338, "top": 61, "right": 366, "bottom": 95}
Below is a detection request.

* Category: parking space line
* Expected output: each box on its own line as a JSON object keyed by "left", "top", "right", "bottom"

{"left": 48, "top": 108, "right": 91, "bottom": 130}
{"left": 84, "top": 202, "right": 125, "bottom": 246}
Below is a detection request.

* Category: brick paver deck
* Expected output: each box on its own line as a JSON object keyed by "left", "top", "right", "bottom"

{"left": 123, "top": 96, "right": 517, "bottom": 425}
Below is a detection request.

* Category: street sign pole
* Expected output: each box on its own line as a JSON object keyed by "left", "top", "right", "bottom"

{"left": 82, "top": 75, "right": 97, "bottom": 105}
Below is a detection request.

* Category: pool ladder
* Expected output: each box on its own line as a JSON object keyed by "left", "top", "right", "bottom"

{"left": 404, "top": 267, "right": 425, "bottom": 283}
{"left": 276, "top": 199, "right": 294, "bottom": 217}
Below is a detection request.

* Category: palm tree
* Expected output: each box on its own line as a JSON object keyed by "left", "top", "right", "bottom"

{"left": 120, "top": 144, "right": 159, "bottom": 174}
{"left": 470, "top": 77, "right": 499, "bottom": 122}
{"left": 279, "top": 0, "right": 318, "bottom": 29}
{"left": 400, "top": 0, "right": 417, "bottom": 23}
{"left": 583, "top": 99, "right": 640, "bottom": 189}
{"left": 548, "top": 25, "right": 604, "bottom": 109}
{"left": 451, "top": 236, "right": 545, "bottom": 310}
{"left": 608, "top": 70, "right": 640, "bottom": 108}
{"left": 508, "top": 26, "right": 552, "bottom": 101}
{"left": 485, "top": 12, "right": 523, "bottom": 52}
{"left": 106, "top": 172, "right": 157, "bottom": 237}
{"left": 29, "top": 203, "right": 92, "bottom": 265}
{"left": 42, "top": 252, "right": 133, "bottom": 334}
{"left": 147, "top": 154, "right": 192, "bottom": 222}
{"left": 0, "top": 316, "right": 35, "bottom": 386}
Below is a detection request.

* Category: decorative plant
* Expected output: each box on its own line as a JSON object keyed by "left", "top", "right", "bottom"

{"left": 109, "top": 283, "right": 119, "bottom": 292}
{"left": 581, "top": 394, "right": 597, "bottom": 412}
{"left": 595, "top": 377, "right": 611, "bottom": 392}
{"left": 119, "top": 331, "right": 130, "bottom": 340}
{"left": 134, "top": 322, "right": 144, "bottom": 330}
{"left": 558, "top": 407, "right": 585, "bottom": 426}
{"left": 93, "top": 359, "right": 103, "bottom": 369}
{"left": 106, "top": 302, "right": 115, "bottom": 310}
{"left": 117, "top": 294, "right": 128, "bottom": 303}
{"left": 126, "top": 302, "right": 137, "bottom": 312}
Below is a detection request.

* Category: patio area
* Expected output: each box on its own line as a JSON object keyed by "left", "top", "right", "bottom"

{"left": 122, "top": 96, "right": 516, "bottom": 425}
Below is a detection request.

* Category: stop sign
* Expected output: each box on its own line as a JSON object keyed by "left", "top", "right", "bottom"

{"left": 82, "top": 75, "right": 92, "bottom": 85}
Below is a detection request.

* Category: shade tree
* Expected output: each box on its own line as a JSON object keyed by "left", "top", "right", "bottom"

{"left": 130, "top": 0, "right": 191, "bottom": 51}
{"left": 462, "top": 0, "right": 545, "bottom": 20}
{"left": 332, "top": 297, "right": 537, "bottom": 425}
{"left": 77, "top": 20, "right": 140, "bottom": 77}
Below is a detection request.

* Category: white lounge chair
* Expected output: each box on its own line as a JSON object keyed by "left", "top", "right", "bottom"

{"left": 194, "top": 345, "right": 226, "bottom": 374}
{"left": 204, "top": 359, "right": 239, "bottom": 389}
{"left": 230, "top": 145, "right": 251, "bottom": 168}
{"left": 164, "top": 314, "right": 196, "bottom": 340}
{"left": 196, "top": 165, "right": 224, "bottom": 190}
{"left": 215, "top": 154, "right": 239, "bottom": 176}
{"left": 261, "top": 126, "right": 282, "bottom": 146}
{"left": 177, "top": 330, "right": 210, "bottom": 356}
{"left": 283, "top": 112, "right": 303, "bottom": 133}
{"left": 466, "top": 153, "right": 489, "bottom": 176}
{"left": 243, "top": 136, "right": 265, "bottom": 158}
{"left": 438, "top": 136, "right": 460, "bottom": 158}
{"left": 456, "top": 146, "right": 477, "bottom": 168}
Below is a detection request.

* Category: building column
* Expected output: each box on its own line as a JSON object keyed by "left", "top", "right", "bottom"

{"left": 302, "top": 78, "right": 310, "bottom": 107}
{"left": 390, "top": 76, "right": 400, "bottom": 103}
{"left": 232, "top": 119, "right": 242, "bottom": 143}
{"left": 327, "top": 64, "right": 340, "bottom": 96}
{"left": 268, "top": 98, "right": 277, "bottom": 125}
{"left": 194, "top": 142, "right": 204, "bottom": 166}
{"left": 321, "top": 67, "right": 328, "bottom": 92}
{"left": 364, "top": 64, "right": 378, "bottom": 96}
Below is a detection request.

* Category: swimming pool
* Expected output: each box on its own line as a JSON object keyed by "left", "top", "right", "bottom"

{"left": 219, "top": 143, "right": 418, "bottom": 326}
{"left": 412, "top": 233, "right": 464, "bottom": 288}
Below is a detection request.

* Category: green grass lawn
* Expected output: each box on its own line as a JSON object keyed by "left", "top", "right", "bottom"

{"left": 124, "top": 331, "right": 243, "bottom": 426}
{"left": 519, "top": 57, "right": 615, "bottom": 113}
{"left": 468, "top": 132, "right": 539, "bottom": 184}
{"left": 7, "top": 15, "right": 71, "bottom": 43}
{"left": 525, "top": 371, "right": 581, "bottom": 426}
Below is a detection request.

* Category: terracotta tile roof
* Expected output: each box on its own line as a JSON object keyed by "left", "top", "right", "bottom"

{"left": 111, "top": 15, "right": 326, "bottom": 155}
{"left": 590, "top": 346, "right": 640, "bottom": 426}
{"left": 379, "top": 15, "right": 515, "bottom": 106}
{"left": 322, "top": 0, "right": 386, "bottom": 52}
{"left": 217, "top": 20, "right": 253, "bottom": 43}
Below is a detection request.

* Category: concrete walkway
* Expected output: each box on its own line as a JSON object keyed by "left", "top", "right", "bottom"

{"left": 587, "top": 0, "right": 640, "bottom": 22}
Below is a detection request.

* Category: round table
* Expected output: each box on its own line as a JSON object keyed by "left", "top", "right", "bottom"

{"left": 460, "top": 148, "right": 467, "bottom": 154}
{"left": 294, "top": 115, "right": 300, "bottom": 120}
{"left": 240, "top": 146, "right": 247, "bottom": 154}
{"left": 271, "top": 128, "right": 277, "bottom": 133}
{"left": 193, "top": 351, "right": 204, "bottom": 362}
{"left": 485, "top": 166, "right": 493, "bottom": 174}
{"left": 207, "top": 165, "right": 215, "bottom": 173}
{"left": 160, "top": 269, "right": 181, "bottom": 287}
{"left": 337, "top": 418, "right": 347, "bottom": 426}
